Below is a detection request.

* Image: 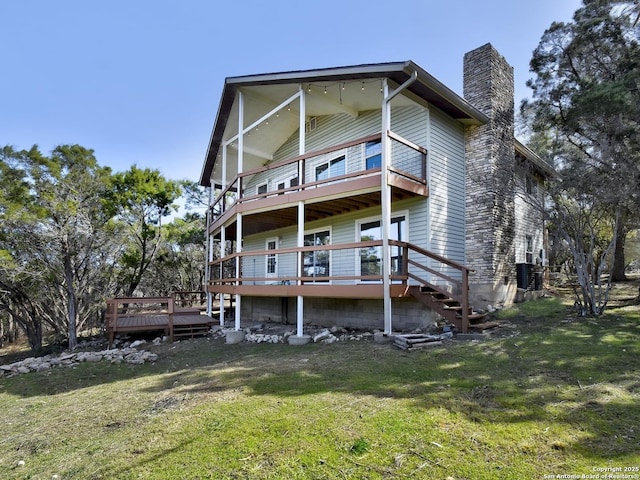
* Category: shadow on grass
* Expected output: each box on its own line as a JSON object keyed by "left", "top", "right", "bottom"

{"left": 2, "top": 298, "right": 639, "bottom": 460}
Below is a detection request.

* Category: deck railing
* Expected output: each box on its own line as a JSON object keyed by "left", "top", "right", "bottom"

{"left": 208, "top": 131, "right": 427, "bottom": 223}
{"left": 393, "top": 241, "right": 472, "bottom": 330}
{"left": 172, "top": 290, "right": 206, "bottom": 309}
{"left": 207, "top": 240, "right": 470, "bottom": 310}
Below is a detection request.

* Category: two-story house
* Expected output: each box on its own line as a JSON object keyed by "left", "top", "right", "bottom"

{"left": 199, "top": 43, "right": 552, "bottom": 344}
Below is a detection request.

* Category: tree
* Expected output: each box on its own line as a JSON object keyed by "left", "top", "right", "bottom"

{"left": 523, "top": 0, "right": 640, "bottom": 282}
{"left": 0, "top": 145, "right": 115, "bottom": 350}
{"left": 107, "top": 166, "right": 182, "bottom": 297}
{"left": 139, "top": 212, "right": 206, "bottom": 295}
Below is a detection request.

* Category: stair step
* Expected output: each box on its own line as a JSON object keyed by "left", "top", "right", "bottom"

{"left": 425, "top": 295, "right": 453, "bottom": 302}
{"left": 442, "top": 305, "right": 463, "bottom": 311}
{"left": 419, "top": 286, "right": 437, "bottom": 293}
{"left": 427, "top": 292, "right": 451, "bottom": 300}
{"left": 455, "top": 313, "right": 488, "bottom": 322}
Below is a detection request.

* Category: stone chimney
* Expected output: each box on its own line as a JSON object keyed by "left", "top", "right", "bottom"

{"left": 463, "top": 43, "right": 517, "bottom": 307}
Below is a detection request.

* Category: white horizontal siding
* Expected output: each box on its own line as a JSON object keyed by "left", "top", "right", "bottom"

{"left": 428, "top": 106, "right": 466, "bottom": 265}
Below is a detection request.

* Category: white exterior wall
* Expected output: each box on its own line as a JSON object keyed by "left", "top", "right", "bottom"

{"left": 429, "top": 107, "right": 466, "bottom": 264}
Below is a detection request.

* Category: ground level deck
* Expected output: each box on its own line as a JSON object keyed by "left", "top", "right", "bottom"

{"left": 105, "top": 296, "right": 217, "bottom": 346}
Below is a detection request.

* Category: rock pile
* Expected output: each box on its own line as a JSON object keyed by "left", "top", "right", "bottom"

{"left": 210, "top": 323, "right": 374, "bottom": 345}
{"left": 0, "top": 347, "right": 159, "bottom": 377}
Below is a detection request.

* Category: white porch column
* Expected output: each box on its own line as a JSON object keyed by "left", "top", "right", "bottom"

{"left": 235, "top": 213, "right": 242, "bottom": 331}
{"left": 219, "top": 225, "right": 226, "bottom": 326}
{"left": 296, "top": 201, "right": 304, "bottom": 337}
{"left": 296, "top": 83, "right": 306, "bottom": 337}
{"left": 218, "top": 144, "right": 228, "bottom": 326}
{"left": 381, "top": 79, "right": 393, "bottom": 334}
{"left": 289, "top": 84, "right": 311, "bottom": 345}
{"left": 234, "top": 91, "right": 244, "bottom": 332}
{"left": 206, "top": 230, "right": 213, "bottom": 316}
{"left": 206, "top": 186, "right": 213, "bottom": 317}
{"left": 380, "top": 72, "right": 417, "bottom": 335}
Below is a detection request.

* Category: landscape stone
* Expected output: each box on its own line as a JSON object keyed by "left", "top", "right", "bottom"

{"left": 313, "top": 329, "right": 331, "bottom": 342}
{"left": 0, "top": 346, "right": 160, "bottom": 376}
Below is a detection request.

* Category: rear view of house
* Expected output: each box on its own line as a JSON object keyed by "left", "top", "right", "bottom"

{"left": 199, "top": 43, "right": 550, "bottom": 343}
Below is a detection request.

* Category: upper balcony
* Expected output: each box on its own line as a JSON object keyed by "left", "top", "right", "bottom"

{"left": 208, "top": 131, "right": 428, "bottom": 238}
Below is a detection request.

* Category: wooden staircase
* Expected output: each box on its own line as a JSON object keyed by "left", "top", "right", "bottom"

{"left": 408, "top": 284, "right": 487, "bottom": 333}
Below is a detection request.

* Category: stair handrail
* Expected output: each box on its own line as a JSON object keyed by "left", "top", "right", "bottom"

{"left": 391, "top": 240, "right": 473, "bottom": 333}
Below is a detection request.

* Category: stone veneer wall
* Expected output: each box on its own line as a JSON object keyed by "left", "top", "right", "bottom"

{"left": 463, "top": 43, "right": 517, "bottom": 307}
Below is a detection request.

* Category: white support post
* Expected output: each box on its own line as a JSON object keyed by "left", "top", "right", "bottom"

{"left": 218, "top": 143, "right": 228, "bottom": 326}
{"left": 221, "top": 143, "right": 227, "bottom": 202}
{"left": 219, "top": 225, "right": 226, "bottom": 327}
{"left": 206, "top": 230, "right": 213, "bottom": 316}
{"left": 381, "top": 79, "right": 393, "bottom": 335}
{"left": 299, "top": 83, "right": 305, "bottom": 156}
{"left": 235, "top": 213, "right": 242, "bottom": 331}
{"left": 292, "top": 84, "right": 308, "bottom": 344}
{"left": 205, "top": 186, "right": 213, "bottom": 317}
{"left": 296, "top": 201, "right": 304, "bottom": 337}
{"left": 234, "top": 91, "right": 244, "bottom": 332}
{"left": 380, "top": 72, "right": 417, "bottom": 335}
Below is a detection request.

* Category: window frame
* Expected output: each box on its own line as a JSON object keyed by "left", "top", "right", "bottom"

{"left": 256, "top": 182, "right": 268, "bottom": 196}
{"left": 303, "top": 227, "right": 332, "bottom": 283}
{"left": 365, "top": 140, "right": 382, "bottom": 170}
{"left": 315, "top": 155, "right": 346, "bottom": 182}
{"left": 265, "top": 237, "right": 278, "bottom": 279}
{"left": 355, "top": 211, "right": 408, "bottom": 283}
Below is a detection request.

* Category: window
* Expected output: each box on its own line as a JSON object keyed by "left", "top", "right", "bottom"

{"left": 266, "top": 238, "right": 277, "bottom": 278}
{"left": 303, "top": 230, "right": 330, "bottom": 282}
{"left": 526, "top": 174, "right": 537, "bottom": 195}
{"left": 316, "top": 156, "right": 345, "bottom": 182}
{"left": 257, "top": 183, "right": 268, "bottom": 195}
{"left": 358, "top": 215, "right": 406, "bottom": 281}
{"left": 365, "top": 140, "right": 382, "bottom": 170}
{"left": 525, "top": 235, "right": 533, "bottom": 264}
{"left": 277, "top": 176, "right": 299, "bottom": 194}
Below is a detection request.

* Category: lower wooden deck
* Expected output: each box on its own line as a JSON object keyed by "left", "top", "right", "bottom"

{"left": 107, "top": 313, "right": 216, "bottom": 345}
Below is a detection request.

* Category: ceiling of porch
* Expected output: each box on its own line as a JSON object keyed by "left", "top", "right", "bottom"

{"left": 213, "top": 80, "right": 415, "bottom": 185}
{"left": 220, "top": 186, "right": 415, "bottom": 240}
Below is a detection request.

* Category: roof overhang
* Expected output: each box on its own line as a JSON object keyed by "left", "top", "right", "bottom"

{"left": 515, "top": 139, "right": 556, "bottom": 178}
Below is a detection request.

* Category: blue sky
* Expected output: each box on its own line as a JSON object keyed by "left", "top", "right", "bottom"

{"left": 1, "top": 0, "right": 582, "bottom": 184}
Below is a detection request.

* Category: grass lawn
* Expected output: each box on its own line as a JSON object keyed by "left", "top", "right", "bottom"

{"left": 1, "top": 287, "right": 639, "bottom": 479}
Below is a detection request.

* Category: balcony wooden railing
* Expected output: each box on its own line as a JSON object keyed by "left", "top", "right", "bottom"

{"left": 207, "top": 240, "right": 471, "bottom": 326}
{"left": 208, "top": 131, "right": 427, "bottom": 225}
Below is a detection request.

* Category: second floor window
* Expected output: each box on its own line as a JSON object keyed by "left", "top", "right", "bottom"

{"left": 365, "top": 140, "right": 381, "bottom": 170}
{"left": 316, "top": 156, "right": 345, "bottom": 181}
